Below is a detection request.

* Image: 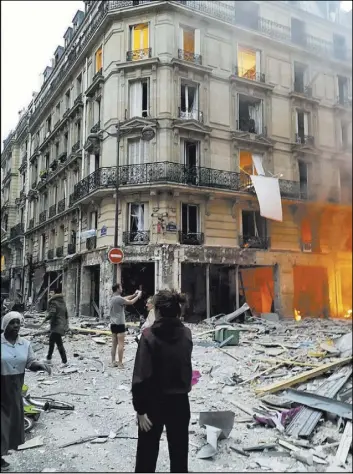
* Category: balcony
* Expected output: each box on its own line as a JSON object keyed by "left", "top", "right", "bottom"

{"left": 232, "top": 66, "right": 265, "bottom": 83}
{"left": 31, "top": 180, "right": 37, "bottom": 190}
{"left": 10, "top": 223, "right": 24, "bottom": 240}
{"left": 335, "top": 97, "right": 352, "bottom": 109}
{"left": 178, "top": 108, "right": 203, "bottom": 122}
{"left": 179, "top": 231, "right": 204, "bottom": 246}
{"left": 49, "top": 159, "right": 58, "bottom": 171}
{"left": 177, "top": 49, "right": 202, "bottom": 65}
{"left": 28, "top": 218, "right": 34, "bottom": 230}
{"left": 49, "top": 204, "right": 57, "bottom": 218}
{"left": 68, "top": 243, "right": 76, "bottom": 255}
{"left": 56, "top": 246, "right": 64, "bottom": 258}
{"left": 58, "top": 198, "right": 65, "bottom": 213}
{"left": 58, "top": 152, "right": 67, "bottom": 163}
{"left": 71, "top": 140, "right": 81, "bottom": 153}
{"left": 19, "top": 153, "right": 27, "bottom": 172}
{"left": 39, "top": 210, "right": 47, "bottom": 224}
{"left": 48, "top": 249, "right": 54, "bottom": 260}
{"left": 86, "top": 69, "right": 104, "bottom": 98}
{"left": 239, "top": 235, "right": 270, "bottom": 250}
{"left": 126, "top": 48, "right": 152, "bottom": 61}
{"left": 86, "top": 236, "right": 97, "bottom": 251}
{"left": 123, "top": 231, "right": 150, "bottom": 245}
{"left": 90, "top": 121, "right": 101, "bottom": 134}
{"left": 294, "top": 134, "right": 315, "bottom": 146}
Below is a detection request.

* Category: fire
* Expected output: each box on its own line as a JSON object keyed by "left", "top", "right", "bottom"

{"left": 344, "top": 309, "right": 352, "bottom": 319}
{"left": 294, "top": 309, "right": 302, "bottom": 321}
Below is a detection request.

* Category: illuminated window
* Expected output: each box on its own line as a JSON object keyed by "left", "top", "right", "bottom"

{"left": 130, "top": 23, "right": 149, "bottom": 60}
{"left": 237, "top": 46, "right": 260, "bottom": 80}
{"left": 95, "top": 47, "right": 103, "bottom": 72}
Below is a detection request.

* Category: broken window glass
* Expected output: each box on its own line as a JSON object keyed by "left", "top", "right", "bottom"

{"left": 238, "top": 95, "right": 263, "bottom": 134}
{"left": 180, "top": 83, "right": 199, "bottom": 120}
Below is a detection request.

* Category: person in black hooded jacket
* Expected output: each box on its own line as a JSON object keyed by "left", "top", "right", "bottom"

{"left": 131, "top": 289, "right": 193, "bottom": 473}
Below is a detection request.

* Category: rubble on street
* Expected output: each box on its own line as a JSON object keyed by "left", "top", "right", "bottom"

{"left": 6, "top": 313, "right": 353, "bottom": 473}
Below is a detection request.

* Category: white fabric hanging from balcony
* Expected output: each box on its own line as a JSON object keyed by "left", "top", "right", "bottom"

{"left": 250, "top": 175, "right": 283, "bottom": 222}
{"left": 251, "top": 154, "right": 265, "bottom": 176}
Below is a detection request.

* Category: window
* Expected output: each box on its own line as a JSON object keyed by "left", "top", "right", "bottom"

{"left": 95, "top": 46, "right": 103, "bottom": 72}
{"left": 64, "top": 133, "right": 68, "bottom": 153}
{"left": 22, "top": 172, "right": 26, "bottom": 190}
{"left": 237, "top": 46, "right": 260, "bottom": 80}
{"left": 130, "top": 23, "right": 149, "bottom": 59}
{"left": 55, "top": 142, "right": 60, "bottom": 159}
{"left": 65, "top": 89, "right": 71, "bottom": 110}
{"left": 40, "top": 234, "right": 46, "bottom": 261}
{"left": 295, "top": 111, "right": 309, "bottom": 143}
{"left": 333, "top": 34, "right": 347, "bottom": 60}
{"left": 76, "top": 120, "right": 81, "bottom": 144}
{"left": 298, "top": 161, "right": 308, "bottom": 198}
{"left": 341, "top": 120, "right": 348, "bottom": 148}
{"left": 337, "top": 76, "right": 349, "bottom": 105}
{"left": 238, "top": 94, "right": 263, "bottom": 134}
{"left": 89, "top": 211, "right": 98, "bottom": 229}
{"left": 179, "top": 27, "right": 200, "bottom": 55}
{"left": 129, "top": 79, "right": 149, "bottom": 118}
{"left": 180, "top": 83, "right": 199, "bottom": 120}
{"left": 20, "top": 208, "right": 24, "bottom": 224}
{"left": 50, "top": 229, "right": 56, "bottom": 250}
{"left": 128, "top": 203, "right": 149, "bottom": 243}
{"left": 76, "top": 74, "right": 82, "bottom": 95}
{"left": 58, "top": 225, "right": 65, "bottom": 247}
{"left": 181, "top": 140, "right": 199, "bottom": 185}
{"left": 241, "top": 210, "right": 267, "bottom": 248}
{"left": 294, "top": 62, "right": 308, "bottom": 93}
{"left": 46, "top": 116, "right": 52, "bottom": 135}
{"left": 182, "top": 204, "right": 199, "bottom": 234}
{"left": 300, "top": 218, "right": 312, "bottom": 252}
{"left": 45, "top": 153, "right": 50, "bottom": 169}
{"left": 55, "top": 102, "right": 61, "bottom": 122}
{"left": 128, "top": 139, "right": 150, "bottom": 165}
{"left": 291, "top": 18, "right": 306, "bottom": 46}
{"left": 239, "top": 151, "right": 264, "bottom": 177}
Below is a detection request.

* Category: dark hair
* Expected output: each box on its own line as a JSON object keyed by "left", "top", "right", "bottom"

{"left": 112, "top": 283, "right": 121, "bottom": 293}
{"left": 153, "top": 290, "right": 187, "bottom": 319}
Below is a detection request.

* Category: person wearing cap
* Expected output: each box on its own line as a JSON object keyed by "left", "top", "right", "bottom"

{"left": 1, "top": 312, "right": 51, "bottom": 472}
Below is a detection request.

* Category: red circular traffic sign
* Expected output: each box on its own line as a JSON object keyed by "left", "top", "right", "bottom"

{"left": 108, "top": 248, "right": 124, "bottom": 264}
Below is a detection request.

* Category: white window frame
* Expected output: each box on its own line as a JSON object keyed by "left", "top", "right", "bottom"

{"left": 180, "top": 82, "right": 199, "bottom": 120}
{"left": 129, "top": 79, "right": 149, "bottom": 118}
{"left": 179, "top": 26, "right": 200, "bottom": 55}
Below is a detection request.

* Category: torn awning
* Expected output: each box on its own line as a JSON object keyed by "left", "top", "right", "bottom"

{"left": 250, "top": 175, "right": 283, "bottom": 222}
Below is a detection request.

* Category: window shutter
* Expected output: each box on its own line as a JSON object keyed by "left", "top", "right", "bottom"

{"left": 128, "top": 140, "right": 138, "bottom": 165}
{"left": 142, "top": 140, "right": 150, "bottom": 164}
{"left": 129, "top": 81, "right": 142, "bottom": 117}
{"left": 295, "top": 111, "right": 299, "bottom": 134}
{"left": 255, "top": 50, "right": 261, "bottom": 74}
{"left": 194, "top": 29, "right": 200, "bottom": 55}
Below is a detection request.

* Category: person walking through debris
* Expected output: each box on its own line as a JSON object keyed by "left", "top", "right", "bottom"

{"left": 40, "top": 288, "right": 69, "bottom": 367}
{"left": 132, "top": 290, "right": 193, "bottom": 473}
{"left": 109, "top": 283, "right": 141, "bottom": 368}
{"left": 1, "top": 311, "right": 51, "bottom": 472}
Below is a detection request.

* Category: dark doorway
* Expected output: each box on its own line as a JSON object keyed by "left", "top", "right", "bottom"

{"left": 293, "top": 266, "right": 330, "bottom": 318}
{"left": 90, "top": 265, "right": 100, "bottom": 317}
{"left": 181, "top": 263, "right": 206, "bottom": 321}
{"left": 121, "top": 262, "right": 155, "bottom": 319}
{"left": 210, "top": 265, "right": 236, "bottom": 317}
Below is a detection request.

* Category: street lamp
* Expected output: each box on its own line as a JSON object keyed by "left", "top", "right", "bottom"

{"left": 89, "top": 121, "right": 156, "bottom": 284}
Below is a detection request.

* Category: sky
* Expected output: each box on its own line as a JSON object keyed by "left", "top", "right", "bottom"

{"left": 1, "top": 0, "right": 352, "bottom": 147}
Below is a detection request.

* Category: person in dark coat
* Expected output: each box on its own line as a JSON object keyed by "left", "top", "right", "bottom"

{"left": 132, "top": 290, "right": 193, "bottom": 473}
{"left": 40, "top": 288, "right": 69, "bottom": 367}
{"left": 1, "top": 312, "right": 51, "bottom": 471}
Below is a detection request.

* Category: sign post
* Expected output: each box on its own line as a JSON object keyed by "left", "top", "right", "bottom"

{"left": 108, "top": 248, "right": 124, "bottom": 265}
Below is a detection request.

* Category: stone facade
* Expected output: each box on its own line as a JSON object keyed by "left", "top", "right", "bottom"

{"left": 1, "top": 1, "right": 352, "bottom": 319}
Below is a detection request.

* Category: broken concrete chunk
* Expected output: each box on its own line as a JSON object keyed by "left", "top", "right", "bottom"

{"left": 90, "top": 437, "right": 107, "bottom": 444}
{"left": 18, "top": 436, "right": 44, "bottom": 450}
{"left": 291, "top": 450, "right": 314, "bottom": 466}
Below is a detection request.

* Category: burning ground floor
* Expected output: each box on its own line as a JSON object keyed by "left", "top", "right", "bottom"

{"left": 19, "top": 244, "right": 352, "bottom": 322}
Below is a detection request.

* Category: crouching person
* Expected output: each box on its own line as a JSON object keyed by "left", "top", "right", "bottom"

{"left": 132, "top": 290, "right": 193, "bottom": 473}
{"left": 1, "top": 312, "right": 51, "bottom": 471}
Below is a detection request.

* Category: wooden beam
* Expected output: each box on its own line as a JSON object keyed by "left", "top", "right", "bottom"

{"left": 334, "top": 421, "right": 352, "bottom": 467}
{"left": 254, "top": 357, "right": 322, "bottom": 368}
{"left": 255, "top": 357, "right": 352, "bottom": 395}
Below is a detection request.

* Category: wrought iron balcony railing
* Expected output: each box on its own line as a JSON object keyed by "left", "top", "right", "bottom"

{"left": 233, "top": 66, "right": 265, "bottom": 83}
{"left": 56, "top": 246, "right": 64, "bottom": 258}
{"left": 59, "top": 152, "right": 67, "bottom": 163}
{"left": 58, "top": 198, "right": 65, "bottom": 213}
{"left": 69, "top": 193, "right": 75, "bottom": 208}
{"left": 295, "top": 134, "right": 315, "bottom": 146}
{"left": 301, "top": 241, "right": 312, "bottom": 253}
{"left": 49, "top": 204, "right": 57, "bottom": 218}
{"left": 179, "top": 231, "right": 204, "bottom": 246}
{"left": 177, "top": 49, "right": 202, "bottom": 65}
{"left": 10, "top": 223, "right": 24, "bottom": 240}
{"left": 67, "top": 243, "right": 76, "bottom": 255}
{"left": 39, "top": 210, "right": 47, "bottom": 224}
{"left": 74, "top": 93, "right": 83, "bottom": 106}
{"left": 28, "top": 218, "right": 34, "bottom": 230}
{"left": 72, "top": 140, "right": 81, "bottom": 153}
{"left": 236, "top": 119, "right": 262, "bottom": 135}
{"left": 86, "top": 236, "right": 97, "bottom": 251}
{"left": 48, "top": 249, "right": 54, "bottom": 260}
{"left": 178, "top": 108, "right": 203, "bottom": 122}
{"left": 293, "top": 82, "right": 313, "bottom": 97}
{"left": 126, "top": 48, "right": 152, "bottom": 61}
{"left": 90, "top": 121, "right": 101, "bottom": 134}
{"left": 31, "top": 180, "right": 37, "bottom": 190}
{"left": 123, "top": 231, "right": 150, "bottom": 245}
{"left": 239, "top": 235, "right": 270, "bottom": 250}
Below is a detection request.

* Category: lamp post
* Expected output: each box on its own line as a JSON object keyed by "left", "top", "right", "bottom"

{"left": 89, "top": 121, "right": 155, "bottom": 285}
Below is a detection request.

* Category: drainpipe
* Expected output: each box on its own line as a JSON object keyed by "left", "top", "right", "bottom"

{"left": 235, "top": 264, "right": 240, "bottom": 310}
{"left": 22, "top": 130, "right": 32, "bottom": 302}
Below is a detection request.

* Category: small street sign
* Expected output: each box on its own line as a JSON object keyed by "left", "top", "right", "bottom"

{"left": 108, "top": 248, "right": 124, "bottom": 264}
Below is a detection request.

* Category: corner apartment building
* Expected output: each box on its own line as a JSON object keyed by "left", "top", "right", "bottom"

{"left": 1, "top": 0, "right": 352, "bottom": 321}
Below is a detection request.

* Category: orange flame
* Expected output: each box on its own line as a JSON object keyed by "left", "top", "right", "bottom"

{"left": 344, "top": 309, "right": 352, "bottom": 319}
{"left": 294, "top": 309, "right": 302, "bottom": 321}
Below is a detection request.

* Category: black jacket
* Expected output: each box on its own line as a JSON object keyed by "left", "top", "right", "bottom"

{"left": 131, "top": 317, "right": 193, "bottom": 415}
